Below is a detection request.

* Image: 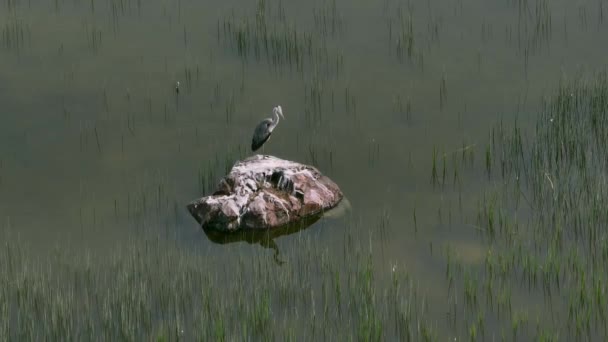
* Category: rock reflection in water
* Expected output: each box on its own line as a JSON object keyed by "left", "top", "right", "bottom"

{"left": 201, "top": 214, "right": 322, "bottom": 265}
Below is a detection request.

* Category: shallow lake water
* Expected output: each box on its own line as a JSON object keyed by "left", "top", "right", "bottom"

{"left": 1, "top": 0, "right": 607, "bottom": 340}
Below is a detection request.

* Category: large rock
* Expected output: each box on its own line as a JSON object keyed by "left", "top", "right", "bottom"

{"left": 187, "top": 155, "right": 343, "bottom": 232}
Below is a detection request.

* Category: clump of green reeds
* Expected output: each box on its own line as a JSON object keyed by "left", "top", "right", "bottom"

{"left": 388, "top": 5, "right": 415, "bottom": 63}
{"left": 443, "top": 71, "right": 608, "bottom": 340}
{"left": 0, "top": 225, "right": 439, "bottom": 341}
{"left": 313, "top": 0, "right": 344, "bottom": 38}
{"left": 217, "top": 0, "right": 344, "bottom": 79}
{"left": 509, "top": 0, "right": 553, "bottom": 56}
{"left": 1, "top": 17, "right": 31, "bottom": 51}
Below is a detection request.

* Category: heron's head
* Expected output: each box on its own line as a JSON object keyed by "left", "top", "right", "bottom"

{"left": 273, "top": 105, "right": 284, "bottom": 119}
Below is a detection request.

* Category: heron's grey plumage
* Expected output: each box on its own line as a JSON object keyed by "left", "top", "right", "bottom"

{"left": 251, "top": 106, "right": 284, "bottom": 152}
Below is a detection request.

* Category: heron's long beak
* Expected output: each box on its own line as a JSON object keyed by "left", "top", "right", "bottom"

{"left": 275, "top": 105, "right": 284, "bottom": 119}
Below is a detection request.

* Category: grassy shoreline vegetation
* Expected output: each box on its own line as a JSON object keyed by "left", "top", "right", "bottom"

{"left": 1, "top": 0, "right": 608, "bottom": 340}
{"left": 2, "top": 73, "right": 608, "bottom": 340}
{"left": 0, "top": 228, "right": 437, "bottom": 341}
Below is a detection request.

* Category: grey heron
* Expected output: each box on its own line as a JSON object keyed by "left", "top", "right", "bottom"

{"left": 251, "top": 105, "right": 284, "bottom": 152}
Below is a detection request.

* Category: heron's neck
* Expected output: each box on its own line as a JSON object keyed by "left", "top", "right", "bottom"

{"left": 272, "top": 111, "right": 280, "bottom": 126}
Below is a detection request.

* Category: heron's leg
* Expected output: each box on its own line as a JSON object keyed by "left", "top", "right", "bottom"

{"left": 273, "top": 247, "right": 285, "bottom": 266}
{"left": 259, "top": 236, "right": 285, "bottom": 266}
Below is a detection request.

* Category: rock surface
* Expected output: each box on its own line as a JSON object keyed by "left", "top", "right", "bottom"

{"left": 187, "top": 155, "right": 343, "bottom": 232}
